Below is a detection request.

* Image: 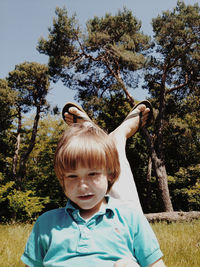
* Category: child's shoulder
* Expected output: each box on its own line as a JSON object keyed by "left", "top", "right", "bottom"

{"left": 41, "top": 206, "right": 65, "bottom": 216}
{"left": 108, "top": 197, "right": 143, "bottom": 219}
{"left": 28, "top": 207, "right": 68, "bottom": 240}
{"left": 36, "top": 207, "right": 66, "bottom": 225}
{"left": 108, "top": 198, "right": 148, "bottom": 232}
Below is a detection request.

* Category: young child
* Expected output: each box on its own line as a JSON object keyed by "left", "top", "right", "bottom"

{"left": 21, "top": 103, "right": 166, "bottom": 267}
{"left": 62, "top": 101, "right": 152, "bottom": 212}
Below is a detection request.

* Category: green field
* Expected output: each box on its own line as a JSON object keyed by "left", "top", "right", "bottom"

{"left": 0, "top": 220, "right": 200, "bottom": 267}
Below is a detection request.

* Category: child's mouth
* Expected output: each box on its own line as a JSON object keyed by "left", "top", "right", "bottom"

{"left": 78, "top": 195, "right": 94, "bottom": 200}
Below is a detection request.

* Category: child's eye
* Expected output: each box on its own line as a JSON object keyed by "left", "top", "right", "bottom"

{"left": 88, "top": 172, "right": 99, "bottom": 177}
{"left": 66, "top": 174, "right": 78, "bottom": 179}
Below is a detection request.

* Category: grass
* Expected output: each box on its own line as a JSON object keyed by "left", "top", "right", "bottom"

{"left": 0, "top": 223, "right": 32, "bottom": 267}
{"left": 0, "top": 220, "right": 200, "bottom": 266}
{"left": 152, "top": 220, "right": 200, "bottom": 267}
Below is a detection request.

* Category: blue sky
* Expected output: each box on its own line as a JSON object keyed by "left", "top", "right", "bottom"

{"left": 0, "top": 0, "right": 198, "bottom": 110}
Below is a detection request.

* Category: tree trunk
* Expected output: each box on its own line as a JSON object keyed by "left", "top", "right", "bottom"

{"left": 142, "top": 73, "right": 173, "bottom": 212}
{"left": 12, "top": 107, "right": 22, "bottom": 186}
{"left": 12, "top": 132, "right": 20, "bottom": 176}
{"left": 17, "top": 106, "right": 40, "bottom": 181}
{"left": 145, "top": 211, "right": 200, "bottom": 223}
{"left": 146, "top": 156, "right": 152, "bottom": 211}
{"left": 151, "top": 149, "right": 173, "bottom": 212}
{"left": 141, "top": 128, "right": 173, "bottom": 212}
{"left": 119, "top": 69, "right": 173, "bottom": 212}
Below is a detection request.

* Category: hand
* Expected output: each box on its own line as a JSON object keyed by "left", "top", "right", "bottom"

{"left": 113, "top": 258, "right": 140, "bottom": 267}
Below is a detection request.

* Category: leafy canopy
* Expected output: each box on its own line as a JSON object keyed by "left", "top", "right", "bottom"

{"left": 37, "top": 7, "right": 151, "bottom": 103}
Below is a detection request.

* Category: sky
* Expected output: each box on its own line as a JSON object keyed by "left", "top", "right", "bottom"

{"left": 0, "top": 0, "right": 198, "bottom": 110}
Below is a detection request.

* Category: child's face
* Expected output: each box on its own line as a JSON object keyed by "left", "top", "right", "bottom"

{"left": 63, "top": 165, "right": 108, "bottom": 219}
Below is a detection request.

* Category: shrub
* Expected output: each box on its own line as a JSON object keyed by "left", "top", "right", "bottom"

{"left": 0, "top": 181, "right": 49, "bottom": 222}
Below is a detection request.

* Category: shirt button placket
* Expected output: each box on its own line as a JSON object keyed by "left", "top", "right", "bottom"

{"left": 77, "top": 224, "right": 91, "bottom": 254}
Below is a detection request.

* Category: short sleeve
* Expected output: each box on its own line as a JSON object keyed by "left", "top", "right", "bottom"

{"left": 21, "top": 218, "right": 48, "bottom": 267}
{"left": 132, "top": 212, "right": 163, "bottom": 267}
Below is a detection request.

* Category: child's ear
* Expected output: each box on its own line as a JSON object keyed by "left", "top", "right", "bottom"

{"left": 107, "top": 173, "right": 112, "bottom": 181}
{"left": 107, "top": 176, "right": 114, "bottom": 193}
{"left": 107, "top": 174, "right": 115, "bottom": 185}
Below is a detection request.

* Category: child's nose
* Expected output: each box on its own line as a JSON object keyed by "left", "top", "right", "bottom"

{"left": 79, "top": 177, "right": 88, "bottom": 187}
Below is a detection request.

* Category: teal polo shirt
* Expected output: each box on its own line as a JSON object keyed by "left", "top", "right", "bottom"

{"left": 21, "top": 197, "right": 163, "bottom": 267}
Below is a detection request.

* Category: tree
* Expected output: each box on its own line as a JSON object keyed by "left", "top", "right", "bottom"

{"left": 0, "top": 79, "right": 17, "bottom": 176}
{"left": 0, "top": 114, "right": 66, "bottom": 222}
{"left": 37, "top": 7, "right": 150, "bottom": 105}
{"left": 140, "top": 1, "right": 200, "bottom": 211}
{"left": 38, "top": 6, "right": 173, "bottom": 211}
{"left": 24, "top": 114, "right": 66, "bottom": 209}
{"left": 37, "top": 6, "right": 172, "bottom": 211}
{"left": 7, "top": 62, "right": 50, "bottom": 185}
{"left": 38, "top": 2, "right": 199, "bottom": 211}
{"left": 0, "top": 79, "right": 16, "bottom": 131}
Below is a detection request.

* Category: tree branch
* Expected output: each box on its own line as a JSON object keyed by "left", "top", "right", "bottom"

{"left": 166, "top": 73, "right": 189, "bottom": 94}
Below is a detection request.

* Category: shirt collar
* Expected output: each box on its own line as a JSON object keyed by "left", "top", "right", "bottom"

{"left": 65, "top": 196, "right": 114, "bottom": 219}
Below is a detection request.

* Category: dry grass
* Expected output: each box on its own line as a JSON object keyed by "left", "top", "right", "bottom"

{"left": 0, "top": 223, "right": 32, "bottom": 267}
{"left": 152, "top": 220, "right": 200, "bottom": 267}
{"left": 0, "top": 220, "right": 199, "bottom": 266}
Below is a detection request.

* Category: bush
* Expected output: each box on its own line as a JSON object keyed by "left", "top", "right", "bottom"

{"left": 0, "top": 181, "right": 49, "bottom": 222}
{"left": 169, "top": 165, "right": 200, "bottom": 211}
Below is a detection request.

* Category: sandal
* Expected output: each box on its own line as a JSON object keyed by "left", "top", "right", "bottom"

{"left": 125, "top": 100, "right": 153, "bottom": 130}
{"left": 62, "top": 102, "right": 91, "bottom": 124}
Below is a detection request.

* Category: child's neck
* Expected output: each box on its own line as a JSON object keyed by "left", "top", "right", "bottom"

{"left": 80, "top": 197, "right": 107, "bottom": 221}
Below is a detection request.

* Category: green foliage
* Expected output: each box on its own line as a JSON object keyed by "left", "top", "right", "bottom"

{"left": 7, "top": 62, "right": 50, "bottom": 110}
{"left": 0, "top": 181, "right": 15, "bottom": 203}
{"left": 37, "top": 7, "right": 80, "bottom": 82}
{"left": 8, "top": 189, "right": 49, "bottom": 221}
{"left": 86, "top": 8, "right": 150, "bottom": 69}
{"left": 0, "top": 79, "right": 17, "bottom": 130}
{"left": 147, "top": 1, "right": 200, "bottom": 100}
{"left": 6, "top": 62, "right": 51, "bottom": 182}
{"left": 187, "top": 181, "right": 200, "bottom": 210}
{"left": 0, "top": 2, "right": 200, "bottom": 221}
{"left": 0, "top": 113, "right": 67, "bottom": 222}
{"left": 39, "top": 7, "right": 79, "bottom": 57}
{"left": 169, "top": 165, "right": 200, "bottom": 211}
{"left": 0, "top": 79, "right": 17, "bottom": 174}
{"left": 141, "top": 1, "right": 200, "bottom": 211}
{"left": 37, "top": 6, "right": 151, "bottom": 102}
{"left": 23, "top": 115, "right": 67, "bottom": 210}
{"left": 91, "top": 92, "right": 132, "bottom": 131}
{"left": 0, "top": 181, "right": 49, "bottom": 222}
{"left": 37, "top": 2, "right": 199, "bottom": 213}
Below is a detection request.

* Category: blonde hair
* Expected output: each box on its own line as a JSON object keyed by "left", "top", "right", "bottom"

{"left": 54, "top": 123, "right": 120, "bottom": 192}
